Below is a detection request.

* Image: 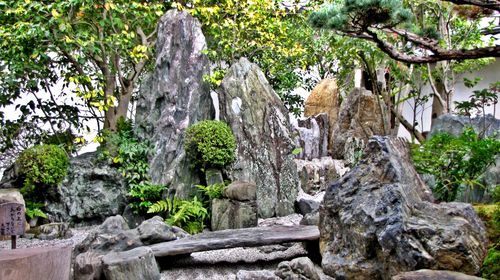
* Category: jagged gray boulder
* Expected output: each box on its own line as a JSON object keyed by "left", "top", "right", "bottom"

{"left": 331, "top": 88, "right": 389, "bottom": 166}
{"left": 135, "top": 9, "right": 214, "bottom": 198}
{"left": 320, "top": 136, "right": 488, "bottom": 280}
{"left": 44, "top": 152, "right": 127, "bottom": 225}
{"left": 219, "top": 58, "right": 299, "bottom": 218}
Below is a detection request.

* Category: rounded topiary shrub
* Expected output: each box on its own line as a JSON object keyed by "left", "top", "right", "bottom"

{"left": 184, "top": 120, "right": 236, "bottom": 169}
{"left": 17, "top": 144, "right": 69, "bottom": 195}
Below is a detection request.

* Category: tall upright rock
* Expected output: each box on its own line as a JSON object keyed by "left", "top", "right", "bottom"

{"left": 135, "top": 10, "right": 214, "bottom": 197}
{"left": 320, "top": 137, "right": 488, "bottom": 279}
{"left": 331, "top": 88, "right": 388, "bottom": 166}
{"left": 219, "top": 58, "right": 299, "bottom": 218}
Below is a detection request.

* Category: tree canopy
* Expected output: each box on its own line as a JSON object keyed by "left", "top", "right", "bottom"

{"left": 309, "top": 0, "right": 500, "bottom": 63}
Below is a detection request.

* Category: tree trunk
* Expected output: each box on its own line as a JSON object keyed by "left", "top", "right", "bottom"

{"left": 104, "top": 85, "right": 133, "bottom": 131}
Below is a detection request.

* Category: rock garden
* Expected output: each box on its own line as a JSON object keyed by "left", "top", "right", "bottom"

{"left": 1, "top": 1, "right": 500, "bottom": 280}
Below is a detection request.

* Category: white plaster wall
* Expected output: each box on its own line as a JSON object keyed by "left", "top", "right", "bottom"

{"left": 398, "top": 58, "right": 500, "bottom": 139}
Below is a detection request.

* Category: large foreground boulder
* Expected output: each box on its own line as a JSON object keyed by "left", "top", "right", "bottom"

{"left": 135, "top": 10, "right": 214, "bottom": 198}
{"left": 331, "top": 88, "right": 388, "bottom": 166}
{"left": 219, "top": 58, "right": 298, "bottom": 218}
{"left": 45, "top": 152, "right": 127, "bottom": 225}
{"left": 320, "top": 136, "right": 488, "bottom": 280}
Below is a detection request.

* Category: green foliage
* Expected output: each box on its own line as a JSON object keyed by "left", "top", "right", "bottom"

{"left": 0, "top": 0, "right": 168, "bottom": 138}
{"left": 412, "top": 128, "right": 500, "bottom": 202}
{"left": 148, "top": 197, "right": 208, "bottom": 234}
{"left": 184, "top": 120, "right": 236, "bottom": 170}
{"left": 482, "top": 247, "right": 500, "bottom": 280}
{"left": 17, "top": 144, "right": 69, "bottom": 199}
{"left": 98, "top": 118, "right": 164, "bottom": 215}
{"left": 492, "top": 185, "right": 500, "bottom": 203}
{"left": 197, "top": 183, "right": 227, "bottom": 201}
{"left": 309, "top": 0, "right": 412, "bottom": 32}
{"left": 25, "top": 201, "right": 48, "bottom": 220}
{"left": 128, "top": 183, "right": 166, "bottom": 214}
{"left": 476, "top": 203, "right": 500, "bottom": 279}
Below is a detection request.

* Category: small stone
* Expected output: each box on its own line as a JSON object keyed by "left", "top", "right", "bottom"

{"left": 224, "top": 181, "right": 257, "bottom": 201}
{"left": 137, "top": 216, "right": 176, "bottom": 245}
{"left": 37, "top": 222, "right": 72, "bottom": 240}
{"left": 236, "top": 270, "right": 279, "bottom": 280}
{"left": 275, "top": 257, "right": 320, "bottom": 280}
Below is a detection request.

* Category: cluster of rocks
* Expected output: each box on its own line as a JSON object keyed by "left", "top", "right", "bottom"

{"left": 74, "top": 215, "right": 187, "bottom": 280}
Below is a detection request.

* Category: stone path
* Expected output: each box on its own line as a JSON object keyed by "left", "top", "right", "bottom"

{"left": 150, "top": 225, "right": 319, "bottom": 257}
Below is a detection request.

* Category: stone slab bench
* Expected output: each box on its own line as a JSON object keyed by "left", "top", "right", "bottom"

{"left": 149, "top": 225, "right": 319, "bottom": 257}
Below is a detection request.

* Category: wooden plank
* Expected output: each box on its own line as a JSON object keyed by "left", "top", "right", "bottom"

{"left": 149, "top": 225, "right": 319, "bottom": 257}
{"left": 0, "top": 246, "right": 72, "bottom": 280}
{"left": 0, "top": 202, "right": 25, "bottom": 236}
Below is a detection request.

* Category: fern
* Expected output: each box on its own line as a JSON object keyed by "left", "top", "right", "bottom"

{"left": 197, "top": 183, "right": 227, "bottom": 200}
{"left": 148, "top": 197, "right": 208, "bottom": 234}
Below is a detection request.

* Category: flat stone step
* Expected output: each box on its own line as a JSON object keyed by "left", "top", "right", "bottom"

{"left": 149, "top": 225, "right": 319, "bottom": 257}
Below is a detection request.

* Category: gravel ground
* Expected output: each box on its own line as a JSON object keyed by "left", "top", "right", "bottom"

{"left": 0, "top": 214, "right": 312, "bottom": 279}
{"left": 0, "top": 226, "right": 96, "bottom": 250}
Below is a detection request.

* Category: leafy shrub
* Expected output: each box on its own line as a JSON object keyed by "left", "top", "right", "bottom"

{"left": 412, "top": 127, "right": 500, "bottom": 202}
{"left": 98, "top": 118, "right": 165, "bottom": 215}
{"left": 475, "top": 203, "right": 500, "bottom": 279}
{"left": 197, "top": 183, "right": 227, "bottom": 201}
{"left": 128, "top": 183, "right": 166, "bottom": 214}
{"left": 184, "top": 120, "right": 236, "bottom": 170}
{"left": 482, "top": 247, "right": 500, "bottom": 280}
{"left": 148, "top": 197, "right": 208, "bottom": 234}
{"left": 17, "top": 144, "right": 69, "bottom": 198}
{"left": 25, "top": 201, "right": 48, "bottom": 220}
{"left": 492, "top": 185, "right": 500, "bottom": 203}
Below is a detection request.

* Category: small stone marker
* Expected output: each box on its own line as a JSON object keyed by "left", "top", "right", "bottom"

{"left": 0, "top": 202, "right": 25, "bottom": 249}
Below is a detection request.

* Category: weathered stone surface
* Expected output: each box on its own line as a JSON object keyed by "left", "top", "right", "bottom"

{"left": 320, "top": 136, "right": 488, "bottom": 280}
{"left": 211, "top": 198, "right": 257, "bottom": 231}
{"left": 430, "top": 114, "right": 500, "bottom": 139}
{"left": 304, "top": 79, "right": 340, "bottom": 152}
{"left": 236, "top": 270, "right": 279, "bottom": 280}
{"left": 331, "top": 88, "right": 388, "bottom": 166}
{"left": 392, "top": 269, "right": 485, "bottom": 280}
{"left": 300, "top": 212, "right": 319, "bottom": 226}
{"left": 74, "top": 251, "right": 104, "bottom": 280}
{"left": 135, "top": 10, "right": 214, "bottom": 199}
{"left": 295, "top": 157, "right": 348, "bottom": 195}
{"left": 75, "top": 215, "right": 180, "bottom": 256}
{"left": 430, "top": 114, "right": 500, "bottom": 202}
{"left": 205, "top": 168, "right": 224, "bottom": 186}
{"left": 293, "top": 114, "right": 329, "bottom": 160}
{"left": 150, "top": 225, "right": 319, "bottom": 257}
{"left": 137, "top": 216, "right": 177, "bottom": 245}
{"left": 219, "top": 58, "right": 299, "bottom": 218}
{"left": 44, "top": 152, "right": 127, "bottom": 225}
{"left": 275, "top": 257, "right": 320, "bottom": 280}
{"left": 224, "top": 181, "right": 257, "bottom": 201}
{"left": 0, "top": 188, "right": 25, "bottom": 206}
{"left": 102, "top": 247, "right": 160, "bottom": 280}
{"left": 0, "top": 163, "right": 22, "bottom": 189}
{"left": 296, "top": 197, "right": 320, "bottom": 216}
{"left": 37, "top": 222, "right": 72, "bottom": 240}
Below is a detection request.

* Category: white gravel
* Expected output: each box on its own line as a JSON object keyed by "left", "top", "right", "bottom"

{"left": 0, "top": 226, "right": 96, "bottom": 250}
